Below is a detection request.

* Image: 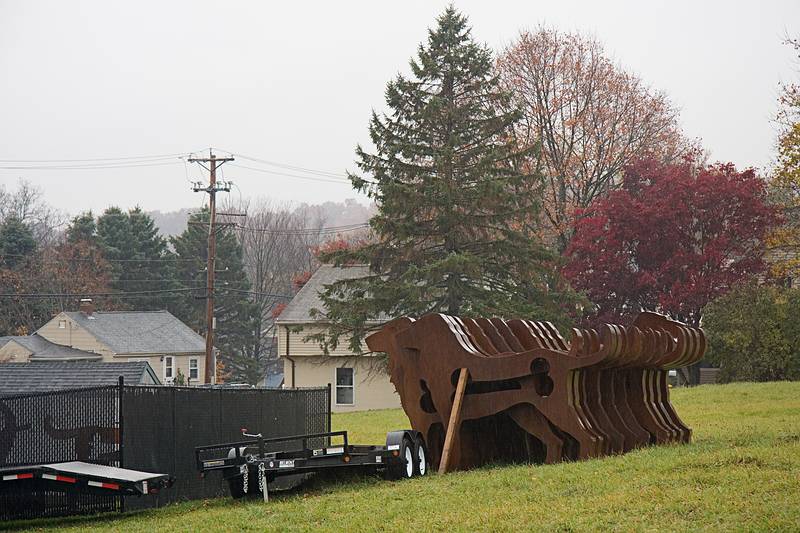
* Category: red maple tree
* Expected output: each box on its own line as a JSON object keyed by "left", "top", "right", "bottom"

{"left": 564, "top": 158, "right": 779, "bottom": 327}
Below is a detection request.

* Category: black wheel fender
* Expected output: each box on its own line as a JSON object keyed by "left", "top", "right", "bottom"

{"left": 385, "top": 429, "right": 417, "bottom": 480}
{"left": 385, "top": 429, "right": 421, "bottom": 448}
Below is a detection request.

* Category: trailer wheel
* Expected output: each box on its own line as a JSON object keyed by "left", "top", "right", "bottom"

{"left": 386, "top": 436, "right": 415, "bottom": 480}
{"left": 413, "top": 436, "right": 429, "bottom": 476}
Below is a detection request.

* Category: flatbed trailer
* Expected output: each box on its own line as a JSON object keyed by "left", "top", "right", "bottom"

{"left": 0, "top": 461, "right": 173, "bottom": 497}
{"left": 196, "top": 429, "right": 429, "bottom": 499}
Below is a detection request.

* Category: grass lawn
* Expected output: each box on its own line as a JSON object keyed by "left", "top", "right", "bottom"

{"left": 9, "top": 382, "right": 800, "bottom": 532}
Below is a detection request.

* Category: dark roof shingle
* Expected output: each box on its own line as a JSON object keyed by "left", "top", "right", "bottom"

{"left": 61, "top": 310, "right": 206, "bottom": 354}
{"left": 0, "top": 361, "right": 160, "bottom": 397}
{"left": 276, "top": 265, "right": 373, "bottom": 324}
{"left": 2, "top": 334, "right": 100, "bottom": 360}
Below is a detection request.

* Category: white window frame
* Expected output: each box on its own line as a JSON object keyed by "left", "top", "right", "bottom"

{"left": 189, "top": 358, "right": 199, "bottom": 380}
{"left": 58, "top": 320, "right": 67, "bottom": 329}
{"left": 164, "top": 356, "right": 174, "bottom": 381}
{"left": 334, "top": 367, "right": 355, "bottom": 406}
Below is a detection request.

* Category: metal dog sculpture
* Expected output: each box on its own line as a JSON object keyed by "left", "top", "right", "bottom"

{"left": 366, "top": 312, "right": 704, "bottom": 471}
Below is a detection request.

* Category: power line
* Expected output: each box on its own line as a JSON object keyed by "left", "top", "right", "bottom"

{"left": 224, "top": 151, "right": 348, "bottom": 179}
{"left": 0, "top": 161, "right": 183, "bottom": 170}
{"left": 0, "top": 254, "right": 198, "bottom": 263}
{"left": 0, "top": 153, "right": 189, "bottom": 163}
{"left": 227, "top": 163, "right": 353, "bottom": 185}
{"left": 0, "top": 287, "right": 207, "bottom": 299}
{"left": 221, "top": 288, "right": 292, "bottom": 299}
{"left": 232, "top": 222, "right": 369, "bottom": 235}
{"left": 0, "top": 147, "right": 377, "bottom": 188}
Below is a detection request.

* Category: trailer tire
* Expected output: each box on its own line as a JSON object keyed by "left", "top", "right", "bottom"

{"left": 413, "top": 436, "right": 429, "bottom": 477}
{"left": 386, "top": 436, "right": 415, "bottom": 480}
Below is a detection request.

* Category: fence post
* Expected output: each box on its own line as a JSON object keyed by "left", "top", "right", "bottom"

{"left": 326, "top": 382, "right": 332, "bottom": 447}
{"left": 118, "top": 375, "right": 125, "bottom": 513}
{"left": 118, "top": 376, "right": 124, "bottom": 468}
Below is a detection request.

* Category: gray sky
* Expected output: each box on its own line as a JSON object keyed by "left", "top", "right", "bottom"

{"left": 1, "top": 0, "right": 798, "bottom": 216}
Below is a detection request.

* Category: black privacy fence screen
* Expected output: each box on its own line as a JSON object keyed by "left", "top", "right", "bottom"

{"left": 0, "top": 382, "right": 331, "bottom": 521}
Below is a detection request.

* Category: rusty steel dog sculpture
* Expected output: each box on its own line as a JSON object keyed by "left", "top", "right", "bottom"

{"left": 366, "top": 312, "right": 704, "bottom": 472}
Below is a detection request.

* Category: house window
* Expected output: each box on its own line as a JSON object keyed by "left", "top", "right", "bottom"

{"left": 58, "top": 320, "right": 67, "bottom": 329}
{"left": 335, "top": 367, "right": 354, "bottom": 405}
{"left": 164, "top": 356, "right": 174, "bottom": 380}
{"left": 189, "top": 359, "right": 199, "bottom": 380}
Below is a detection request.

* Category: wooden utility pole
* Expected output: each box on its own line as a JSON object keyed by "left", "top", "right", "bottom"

{"left": 189, "top": 151, "right": 233, "bottom": 384}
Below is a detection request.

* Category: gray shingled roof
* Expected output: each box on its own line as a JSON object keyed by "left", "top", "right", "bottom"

{"left": 0, "top": 361, "right": 160, "bottom": 396}
{"left": 60, "top": 310, "right": 206, "bottom": 355}
{"left": 276, "top": 264, "right": 373, "bottom": 324}
{"left": 2, "top": 334, "right": 100, "bottom": 360}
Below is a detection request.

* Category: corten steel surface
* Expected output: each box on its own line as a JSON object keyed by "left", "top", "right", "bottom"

{"left": 366, "top": 312, "right": 704, "bottom": 471}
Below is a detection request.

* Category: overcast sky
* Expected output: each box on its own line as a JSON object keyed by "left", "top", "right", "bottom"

{"left": 1, "top": 0, "right": 798, "bottom": 217}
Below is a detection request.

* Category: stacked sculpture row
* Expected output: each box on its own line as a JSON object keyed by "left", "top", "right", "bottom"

{"left": 366, "top": 312, "right": 705, "bottom": 471}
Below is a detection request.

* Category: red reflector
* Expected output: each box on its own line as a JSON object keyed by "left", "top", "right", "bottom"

{"left": 1, "top": 472, "right": 32, "bottom": 480}
{"left": 88, "top": 480, "right": 120, "bottom": 490}
{"left": 56, "top": 475, "right": 77, "bottom": 484}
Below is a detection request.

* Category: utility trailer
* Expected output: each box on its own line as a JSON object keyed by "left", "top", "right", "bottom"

{"left": 0, "top": 461, "right": 173, "bottom": 497}
{"left": 196, "top": 429, "right": 428, "bottom": 499}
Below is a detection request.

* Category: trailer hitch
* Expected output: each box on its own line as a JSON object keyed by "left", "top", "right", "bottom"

{"left": 241, "top": 428, "right": 266, "bottom": 457}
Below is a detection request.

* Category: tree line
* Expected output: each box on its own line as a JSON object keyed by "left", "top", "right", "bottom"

{"left": 311, "top": 8, "right": 799, "bottom": 384}
{"left": 2, "top": 8, "right": 798, "bottom": 385}
{"left": 0, "top": 188, "right": 339, "bottom": 384}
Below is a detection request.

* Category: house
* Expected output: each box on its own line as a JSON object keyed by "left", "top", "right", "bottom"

{"left": 276, "top": 264, "right": 401, "bottom": 412}
{"left": 0, "top": 299, "right": 209, "bottom": 384}
{"left": 0, "top": 334, "right": 101, "bottom": 362}
{"left": 0, "top": 361, "right": 160, "bottom": 396}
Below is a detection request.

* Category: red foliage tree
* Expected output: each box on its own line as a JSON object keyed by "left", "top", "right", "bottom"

{"left": 288, "top": 235, "right": 369, "bottom": 294}
{"left": 311, "top": 235, "right": 368, "bottom": 262}
{"left": 291, "top": 271, "right": 313, "bottom": 292}
{"left": 564, "top": 158, "right": 779, "bottom": 327}
{"left": 271, "top": 302, "right": 287, "bottom": 319}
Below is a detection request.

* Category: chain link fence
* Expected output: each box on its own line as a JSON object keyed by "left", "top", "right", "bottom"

{"left": 0, "top": 383, "right": 330, "bottom": 520}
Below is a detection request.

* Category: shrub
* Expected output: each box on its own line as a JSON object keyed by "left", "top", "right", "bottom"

{"left": 702, "top": 284, "right": 800, "bottom": 382}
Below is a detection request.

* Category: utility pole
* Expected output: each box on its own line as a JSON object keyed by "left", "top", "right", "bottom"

{"left": 189, "top": 150, "right": 233, "bottom": 384}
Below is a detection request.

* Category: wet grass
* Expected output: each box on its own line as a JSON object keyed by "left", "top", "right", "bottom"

{"left": 9, "top": 382, "right": 800, "bottom": 532}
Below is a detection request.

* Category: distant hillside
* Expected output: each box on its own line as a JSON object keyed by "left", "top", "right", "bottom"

{"left": 147, "top": 208, "right": 193, "bottom": 237}
{"left": 293, "top": 199, "right": 376, "bottom": 228}
{"left": 148, "top": 199, "right": 374, "bottom": 237}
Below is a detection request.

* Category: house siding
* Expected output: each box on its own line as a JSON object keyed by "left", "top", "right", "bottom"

{"left": 38, "top": 313, "right": 114, "bottom": 359}
{"left": 283, "top": 355, "right": 400, "bottom": 413}
{"left": 0, "top": 341, "right": 33, "bottom": 362}
{"left": 277, "top": 325, "right": 363, "bottom": 358}
{"left": 125, "top": 354, "right": 205, "bottom": 384}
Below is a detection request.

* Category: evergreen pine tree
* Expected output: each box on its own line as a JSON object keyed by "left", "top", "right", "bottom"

{"left": 126, "top": 207, "right": 177, "bottom": 310}
{"left": 96, "top": 207, "right": 177, "bottom": 310}
{"left": 171, "top": 210, "right": 260, "bottom": 383}
{"left": 0, "top": 216, "right": 37, "bottom": 268}
{"left": 0, "top": 216, "right": 45, "bottom": 334}
{"left": 66, "top": 211, "right": 97, "bottom": 244}
{"left": 315, "top": 7, "right": 578, "bottom": 353}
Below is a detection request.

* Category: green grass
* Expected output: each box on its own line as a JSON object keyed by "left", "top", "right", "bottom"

{"left": 9, "top": 382, "right": 800, "bottom": 532}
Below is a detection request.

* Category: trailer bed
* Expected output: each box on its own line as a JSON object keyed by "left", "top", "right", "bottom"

{"left": 197, "top": 429, "right": 429, "bottom": 499}
{"left": 0, "top": 461, "right": 172, "bottom": 496}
